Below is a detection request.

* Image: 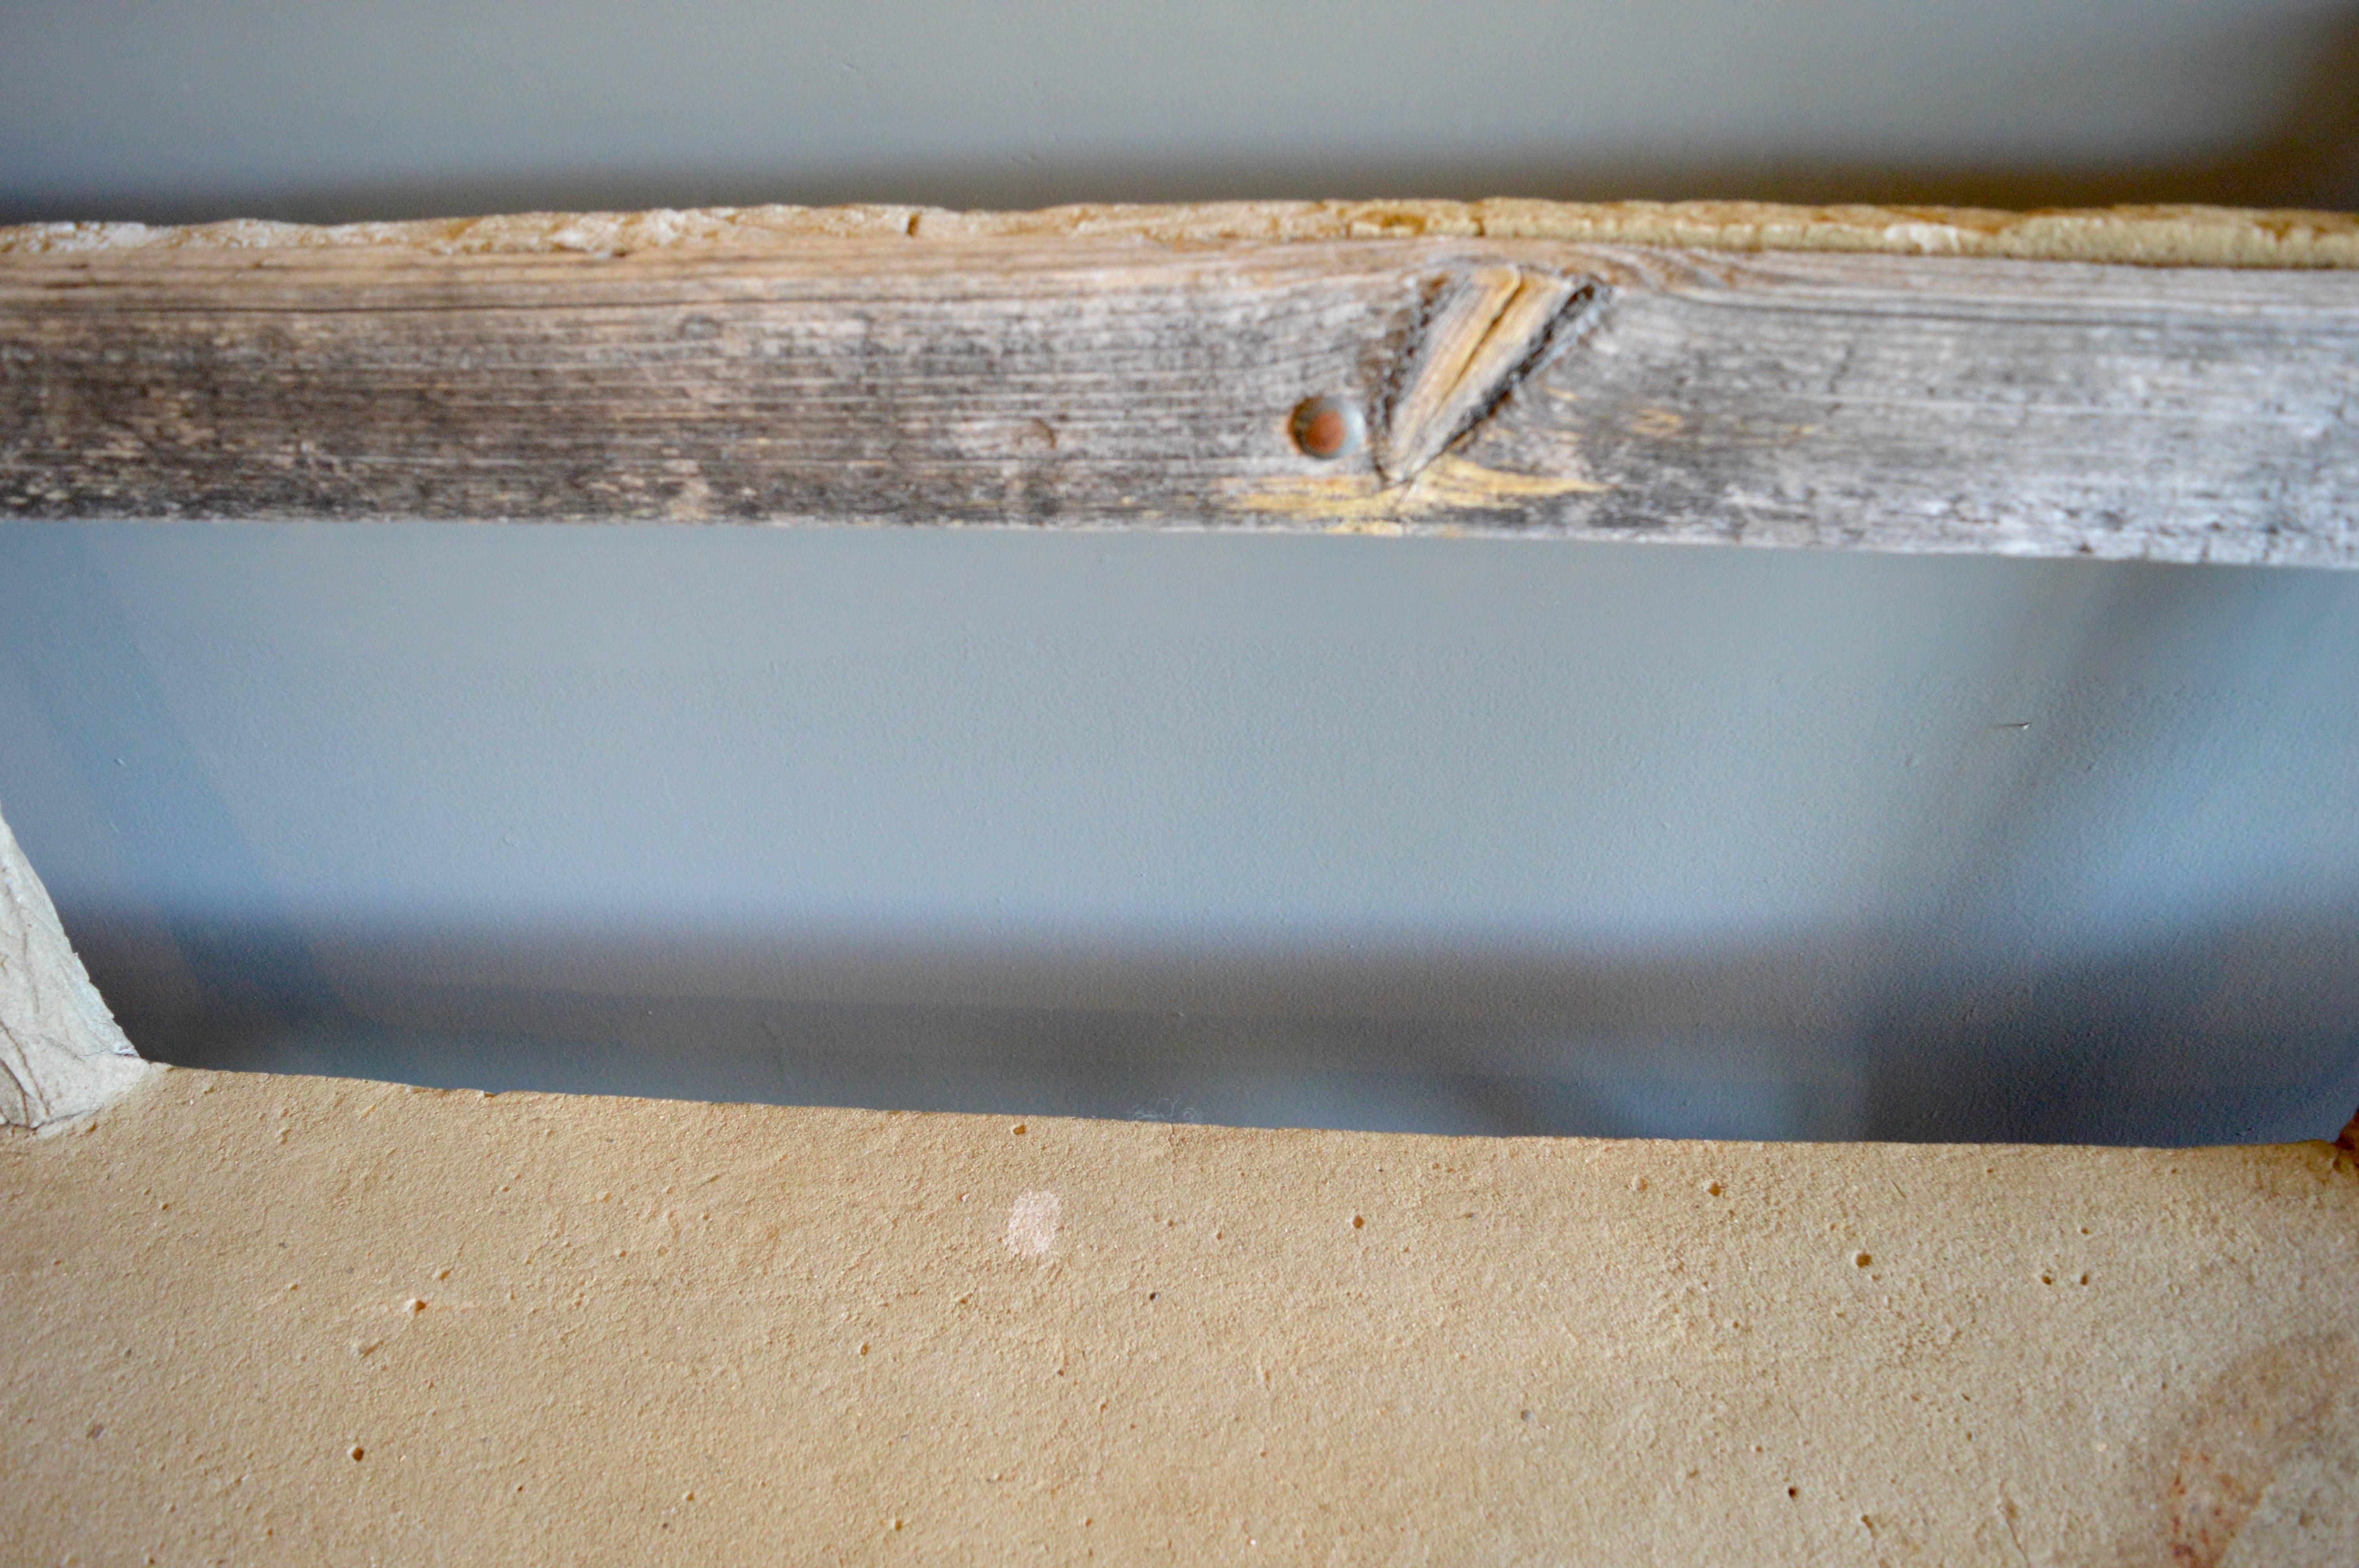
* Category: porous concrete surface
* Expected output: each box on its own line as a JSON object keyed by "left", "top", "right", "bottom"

{"left": 5, "top": 1066, "right": 2354, "bottom": 1563}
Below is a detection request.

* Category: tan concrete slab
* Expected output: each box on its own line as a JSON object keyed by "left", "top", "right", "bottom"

{"left": 5, "top": 1066, "right": 2354, "bottom": 1563}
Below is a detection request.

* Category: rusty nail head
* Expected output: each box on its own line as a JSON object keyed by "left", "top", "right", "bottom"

{"left": 1290, "top": 396, "right": 1363, "bottom": 461}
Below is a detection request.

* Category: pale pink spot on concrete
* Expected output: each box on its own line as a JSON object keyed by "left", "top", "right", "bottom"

{"left": 1005, "top": 1191, "right": 1060, "bottom": 1256}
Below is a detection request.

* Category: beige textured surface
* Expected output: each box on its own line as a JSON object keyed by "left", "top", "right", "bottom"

{"left": 5, "top": 1066, "right": 2355, "bottom": 1564}
{"left": 5, "top": 198, "right": 2357, "bottom": 268}
{"left": 0, "top": 802, "right": 153, "bottom": 1131}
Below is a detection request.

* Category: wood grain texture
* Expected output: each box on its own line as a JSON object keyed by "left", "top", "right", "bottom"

{"left": 4, "top": 234, "right": 2355, "bottom": 564}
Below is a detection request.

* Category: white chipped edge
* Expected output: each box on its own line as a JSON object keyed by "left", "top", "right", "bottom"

{"left": 0, "top": 799, "right": 156, "bottom": 1131}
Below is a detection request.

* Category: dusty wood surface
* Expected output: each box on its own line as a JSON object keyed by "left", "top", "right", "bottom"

{"left": 0, "top": 800, "right": 152, "bottom": 1130}
{"left": 4, "top": 214, "right": 2356, "bottom": 564}
{"left": 4, "top": 1067, "right": 2355, "bottom": 1564}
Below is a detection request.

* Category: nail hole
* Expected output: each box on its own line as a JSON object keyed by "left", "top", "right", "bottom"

{"left": 1290, "top": 396, "right": 1363, "bottom": 460}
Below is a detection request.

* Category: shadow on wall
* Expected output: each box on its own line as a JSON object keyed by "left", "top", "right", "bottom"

{"left": 1862, "top": 909, "right": 2359, "bottom": 1147}
{"left": 9, "top": 7, "right": 2359, "bottom": 1143}
{"left": 61, "top": 911, "right": 2359, "bottom": 1148}
{"left": 7, "top": 522, "right": 2358, "bottom": 1150}
{"left": 4, "top": 13, "right": 2356, "bottom": 224}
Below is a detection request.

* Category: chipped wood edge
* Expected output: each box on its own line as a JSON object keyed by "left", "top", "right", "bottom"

{"left": 4, "top": 198, "right": 2357, "bottom": 269}
{"left": 0, "top": 799, "right": 154, "bottom": 1131}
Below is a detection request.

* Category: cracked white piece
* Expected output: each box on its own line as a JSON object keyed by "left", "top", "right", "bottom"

{"left": 0, "top": 798, "right": 154, "bottom": 1129}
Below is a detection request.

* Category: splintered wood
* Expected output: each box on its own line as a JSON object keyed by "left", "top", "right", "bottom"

{"left": 3, "top": 201, "right": 2356, "bottom": 564}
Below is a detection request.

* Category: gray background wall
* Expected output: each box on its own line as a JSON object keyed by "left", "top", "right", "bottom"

{"left": 4, "top": 2, "right": 2357, "bottom": 1143}
{"left": 6, "top": 0, "right": 2359, "bottom": 218}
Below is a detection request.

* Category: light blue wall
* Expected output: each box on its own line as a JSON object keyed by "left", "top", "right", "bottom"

{"left": 5, "top": 524, "right": 2355, "bottom": 1143}
{"left": 4, "top": 3, "right": 2356, "bottom": 1141}
{"left": 5, "top": 1, "right": 2355, "bottom": 219}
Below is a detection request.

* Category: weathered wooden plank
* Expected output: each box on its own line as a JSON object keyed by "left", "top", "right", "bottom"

{"left": 4, "top": 232, "right": 2355, "bottom": 564}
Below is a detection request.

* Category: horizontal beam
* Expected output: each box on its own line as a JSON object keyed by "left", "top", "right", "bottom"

{"left": 4, "top": 217, "right": 2356, "bottom": 565}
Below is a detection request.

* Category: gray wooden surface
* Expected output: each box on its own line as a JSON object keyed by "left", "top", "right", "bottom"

{"left": 4, "top": 238, "right": 2354, "bottom": 564}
